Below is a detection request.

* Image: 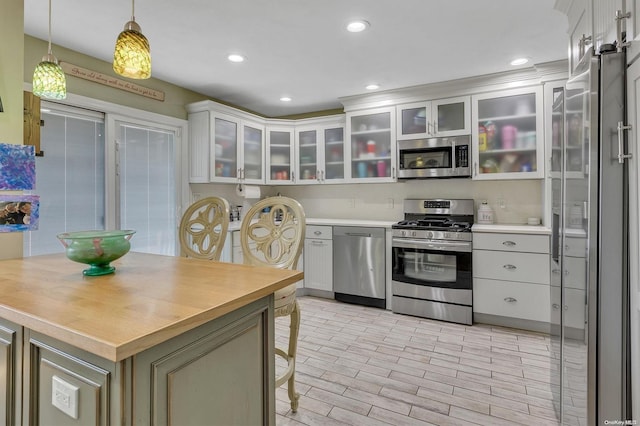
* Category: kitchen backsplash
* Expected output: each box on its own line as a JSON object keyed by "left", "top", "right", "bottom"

{"left": 191, "top": 180, "right": 544, "bottom": 225}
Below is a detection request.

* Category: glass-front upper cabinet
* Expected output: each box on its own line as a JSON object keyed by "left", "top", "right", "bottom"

{"left": 471, "top": 86, "right": 544, "bottom": 180}
{"left": 212, "top": 113, "right": 240, "bottom": 183}
{"left": 266, "top": 126, "right": 294, "bottom": 184}
{"left": 294, "top": 121, "right": 346, "bottom": 185}
{"left": 241, "top": 121, "right": 264, "bottom": 183}
{"left": 346, "top": 107, "right": 396, "bottom": 182}
{"left": 396, "top": 96, "right": 470, "bottom": 140}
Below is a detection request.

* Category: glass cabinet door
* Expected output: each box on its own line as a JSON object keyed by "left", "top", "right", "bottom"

{"left": 349, "top": 108, "right": 394, "bottom": 181}
{"left": 397, "top": 102, "right": 430, "bottom": 140}
{"left": 550, "top": 86, "right": 565, "bottom": 175}
{"left": 242, "top": 124, "right": 263, "bottom": 181}
{"left": 268, "top": 129, "right": 292, "bottom": 182}
{"left": 472, "top": 87, "right": 543, "bottom": 179}
{"left": 323, "top": 126, "right": 344, "bottom": 182}
{"left": 432, "top": 96, "right": 470, "bottom": 136}
{"left": 213, "top": 117, "right": 238, "bottom": 180}
{"left": 297, "top": 130, "right": 318, "bottom": 182}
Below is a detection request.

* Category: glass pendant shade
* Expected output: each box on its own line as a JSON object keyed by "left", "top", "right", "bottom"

{"left": 33, "top": 53, "right": 67, "bottom": 100}
{"left": 113, "top": 20, "right": 151, "bottom": 79}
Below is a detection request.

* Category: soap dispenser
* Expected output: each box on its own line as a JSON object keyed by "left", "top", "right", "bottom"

{"left": 477, "top": 201, "right": 494, "bottom": 224}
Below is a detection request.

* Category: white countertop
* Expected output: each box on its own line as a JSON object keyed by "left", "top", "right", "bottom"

{"left": 472, "top": 223, "right": 552, "bottom": 235}
{"left": 227, "top": 217, "right": 397, "bottom": 231}
{"left": 306, "top": 218, "right": 397, "bottom": 228}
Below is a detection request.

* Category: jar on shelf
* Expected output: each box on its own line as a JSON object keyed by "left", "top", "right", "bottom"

{"left": 477, "top": 201, "right": 494, "bottom": 224}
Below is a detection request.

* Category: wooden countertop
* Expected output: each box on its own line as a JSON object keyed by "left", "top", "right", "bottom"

{"left": 0, "top": 252, "right": 303, "bottom": 362}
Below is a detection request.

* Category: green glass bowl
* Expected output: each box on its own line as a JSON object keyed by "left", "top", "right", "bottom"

{"left": 57, "top": 230, "right": 136, "bottom": 276}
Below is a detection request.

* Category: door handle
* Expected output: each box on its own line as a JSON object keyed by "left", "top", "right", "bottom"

{"left": 616, "top": 121, "right": 632, "bottom": 164}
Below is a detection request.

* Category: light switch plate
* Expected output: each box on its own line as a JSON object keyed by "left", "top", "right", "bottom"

{"left": 52, "top": 375, "right": 79, "bottom": 419}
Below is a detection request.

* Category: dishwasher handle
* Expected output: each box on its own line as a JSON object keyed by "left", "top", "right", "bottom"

{"left": 344, "top": 232, "right": 373, "bottom": 237}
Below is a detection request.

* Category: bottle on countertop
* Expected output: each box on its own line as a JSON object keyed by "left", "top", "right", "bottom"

{"left": 477, "top": 201, "right": 494, "bottom": 224}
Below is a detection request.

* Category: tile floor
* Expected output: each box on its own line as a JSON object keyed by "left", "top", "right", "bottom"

{"left": 275, "top": 296, "right": 562, "bottom": 426}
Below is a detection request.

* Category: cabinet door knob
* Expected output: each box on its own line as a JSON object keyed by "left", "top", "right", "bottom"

{"left": 502, "top": 241, "right": 516, "bottom": 247}
{"left": 504, "top": 297, "right": 517, "bottom": 303}
{"left": 552, "top": 303, "right": 561, "bottom": 310}
{"left": 503, "top": 264, "right": 517, "bottom": 270}
{"left": 552, "top": 269, "right": 561, "bottom": 274}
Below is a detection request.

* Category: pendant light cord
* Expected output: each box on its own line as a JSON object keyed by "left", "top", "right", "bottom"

{"left": 131, "top": 0, "right": 135, "bottom": 21}
{"left": 47, "top": 0, "right": 53, "bottom": 55}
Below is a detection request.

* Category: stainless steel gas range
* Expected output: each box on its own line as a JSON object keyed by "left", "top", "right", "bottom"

{"left": 391, "top": 199, "right": 474, "bottom": 325}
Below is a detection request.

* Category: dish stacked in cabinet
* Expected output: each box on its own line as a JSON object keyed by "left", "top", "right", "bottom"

{"left": 473, "top": 232, "right": 551, "bottom": 332}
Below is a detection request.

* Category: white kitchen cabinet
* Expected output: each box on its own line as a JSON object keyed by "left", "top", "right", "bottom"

{"left": 303, "top": 225, "right": 333, "bottom": 294}
{"left": 266, "top": 125, "right": 295, "bottom": 184}
{"left": 186, "top": 101, "right": 265, "bottom": 184}
{"left": 473, "top": 231, "right": 551, "bottom": 329}
{"left": 396, "top": 96, "right": 470, "bottom": 140}
{"left": 295, "top": 117, "right": 346, "bottom": 185}
{"left": 345, "top": 107, "right": 396, "bottom": 182}
{"left": 471, "top": 86, "right": 544, "bottom": 180}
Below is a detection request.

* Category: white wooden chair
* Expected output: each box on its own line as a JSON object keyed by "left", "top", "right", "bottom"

{"left": 179, "top": 197, "right": 230, "bottom": 261}
{"left": 240, "top": 196, "right": 305, "bottom": 412}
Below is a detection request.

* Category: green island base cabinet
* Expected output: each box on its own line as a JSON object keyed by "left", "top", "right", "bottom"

{"left": 0, "top": 253, "right": 302, "bottom": 425}
{"left": 471, "top": 228, "right": 552, "bottom": 333}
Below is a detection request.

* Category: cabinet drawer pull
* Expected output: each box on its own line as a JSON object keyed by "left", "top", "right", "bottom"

{"left": 504, "top": 297, "right": 517, "bottom": 303}
{"left": 552, "top": 303, "right": 561, "bottom": 310}
{"left": 503, "top": 264, "right": 517, "bottom": 270}
{"left": 314, "top": 231, "right": 322, "bottom": 236}
{"left": 552, "top": 269, "right": 560, "bottom": 274}
{"left": 502, "top": 241, "right": 516, "bottom": 247}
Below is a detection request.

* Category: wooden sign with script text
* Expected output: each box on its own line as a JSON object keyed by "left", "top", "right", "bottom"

{"left": 60, "top": 62, "right": 165, "bottom": 101}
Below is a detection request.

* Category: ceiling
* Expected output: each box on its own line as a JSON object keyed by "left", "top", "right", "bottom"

{"left": 23, "top": 0, "right": 569, "bottom": 118}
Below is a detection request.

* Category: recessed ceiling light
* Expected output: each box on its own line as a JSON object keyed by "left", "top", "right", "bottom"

{"left": 228, "top": 54, "right": 245, "bottom": 63}
{"left": 280, "top": 97, "right": 292, "bottom": 102}
{"left": 510, "top": 57, "right": 529, "bottom": 66}
{"left": 366, "top": 84, "right": 380, "bottom": 90}
{"left": 347, "top": 20, "right": 370, "bottom": 33}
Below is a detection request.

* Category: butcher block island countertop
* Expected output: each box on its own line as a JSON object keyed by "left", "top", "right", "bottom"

{"left": 0, "top": 252, "right": 303, "bottom": 425}
{"left": 0, "top": 252, "right": 302, "bottom": 362}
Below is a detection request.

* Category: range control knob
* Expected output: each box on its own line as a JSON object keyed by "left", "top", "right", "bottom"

{"left": 411, "top": 231, "right": 417, "bottom": 237}
{"left": 401, "top": 230, "right": 406, "bottom": 237}
{"left": 427, "top": 231, "right": 433, "bottom": 238}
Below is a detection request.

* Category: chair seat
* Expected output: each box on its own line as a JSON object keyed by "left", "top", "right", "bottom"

{"left": 274, "top": 283, "right": 297, "bottom": 311}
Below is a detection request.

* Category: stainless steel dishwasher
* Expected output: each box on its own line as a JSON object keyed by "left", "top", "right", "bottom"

{"left": 333, "top": 226, "right": 386, "bottom": 309}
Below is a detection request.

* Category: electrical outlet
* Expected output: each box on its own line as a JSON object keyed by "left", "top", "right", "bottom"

{"left": 497, "top": 198, "right": 506, "bottom": 209}
{"left": 387, "top": 198, "right": 394, "bottom": 209}
{"left": 349, "top": 198, "right": 356, "bottom": 208}
{"left": 52, "top": 375, "right": 79, "bottom": 419}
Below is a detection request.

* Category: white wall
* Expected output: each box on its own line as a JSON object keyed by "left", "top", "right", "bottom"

{"left": 191, "top": 179, "right": 544, "bottom": 225}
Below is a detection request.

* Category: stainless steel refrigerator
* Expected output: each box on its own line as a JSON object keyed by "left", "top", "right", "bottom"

{"left": 550, "top": 45, "right": 632, "bottom": 425}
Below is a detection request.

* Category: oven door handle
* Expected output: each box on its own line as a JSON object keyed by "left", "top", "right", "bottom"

{"left": 393, "top": 238, "right": 472, "bottom": 253}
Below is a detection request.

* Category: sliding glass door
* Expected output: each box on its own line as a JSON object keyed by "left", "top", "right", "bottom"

{"left": 115, "top": 120, "right": 176, "bottom": 255}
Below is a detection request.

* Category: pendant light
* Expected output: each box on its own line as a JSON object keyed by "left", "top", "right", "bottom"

{"left": 113, "top": 0, "right": 151, "bottom": 79}
{"left": 32, "top": 0, "right": 66, "bottom": 100}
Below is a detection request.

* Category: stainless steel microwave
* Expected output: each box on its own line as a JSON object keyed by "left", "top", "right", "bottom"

{"left": 396, "top": 135, "right": 471, "bottom": 179}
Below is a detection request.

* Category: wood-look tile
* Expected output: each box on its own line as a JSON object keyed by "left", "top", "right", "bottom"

{"left": 305, "top": 387, "right": 372, "bottom": 416}
{"left": 409, "top": 405, "right": 478, "bottom": 426}
{"left": 489, "top": 404, "right": 560, "bottom": 425}
{"left": 415, "top": 387, "right": 490, "bottom": 414}
{"left": 452, "top": 387, "right": 530, "bottom": 413}
{"left": 327, "top": 407, "right": 391, "bottom": 426}
{"left": 275, "top": 297, "right": 560, "bottom": 426}
{"left": 343, "top": 387, "right": 413, "bottom": 415}
{"left": 370, "top": 406, "right": 439, "bottom": 426}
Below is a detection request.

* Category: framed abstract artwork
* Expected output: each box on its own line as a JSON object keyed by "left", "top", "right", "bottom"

{"left": 0, "top": 143, "right": 36, "bottom": 190}
{"left": 0, "top": 195, "right": 39, "bottom": 232}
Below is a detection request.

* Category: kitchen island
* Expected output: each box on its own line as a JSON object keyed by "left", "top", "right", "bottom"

{"left": 0, "top": 252, "right": 302, "bottom": 425}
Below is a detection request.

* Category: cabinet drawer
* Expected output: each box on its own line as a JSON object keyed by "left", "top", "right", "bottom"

{"left": 306, "top": 225, "right": 332, "bottom": 240}
{"left": 564, "top": 256, "right": 586, "bottom": 290}
{"left": 473, "top": 233, "right": 549, "bottom": 254}
{"left": 473, "top": 278, "right": 550, "bottom": 322}
{"left": 473, "top": 250, "right": 550, "bottom": 284}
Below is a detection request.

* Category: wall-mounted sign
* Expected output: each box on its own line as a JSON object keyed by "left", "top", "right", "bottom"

{"left": 60, "top": 62, "right": 165, "bottom": 102}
